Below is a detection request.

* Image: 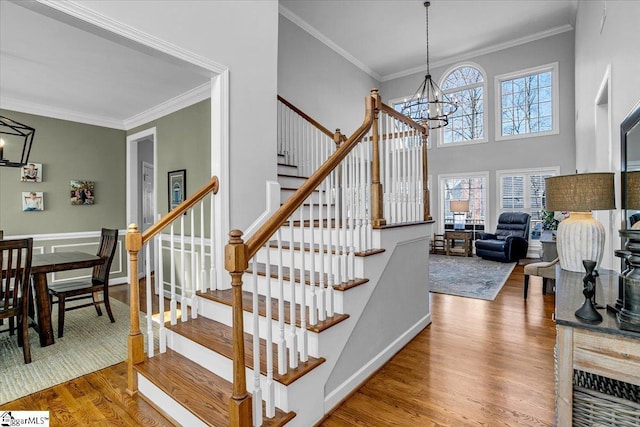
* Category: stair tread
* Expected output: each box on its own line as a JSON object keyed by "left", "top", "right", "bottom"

{"left": 135, "top": 349, "right": 295, "bottom": 427}
{"left": 248, "top": 262, "right": 369, "bottom": 291}
{"left": 267, "top": 240, "right": 385, "bottom": 258}
{"left": 168, "top": 317, "right": 325, "bottom": 386}
{"left": 278, "top": 173, "right": 309, "bottom": 179}
{"left": 199, "top": 288, "right": 349, "bottom": 333}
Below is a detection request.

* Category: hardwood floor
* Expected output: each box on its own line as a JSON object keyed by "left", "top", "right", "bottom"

{"left": 1, "top": 265, "right": 556, "bottom": 426}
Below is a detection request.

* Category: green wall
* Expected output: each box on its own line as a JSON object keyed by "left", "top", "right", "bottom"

{"left": 128, "top": 99, "right": 211, "bottom": 215}
{"left": 0, "top": 109, "right": 126, "bottom": 235}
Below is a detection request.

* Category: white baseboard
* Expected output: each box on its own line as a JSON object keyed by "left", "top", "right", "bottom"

{"left": 324, "top": 313, "right": 432, "bottom": 411}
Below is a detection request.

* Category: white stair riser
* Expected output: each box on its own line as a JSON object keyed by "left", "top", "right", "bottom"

{"left": 253, "top": 248, "right": 362, "bottom": 276}
{"left": 277, "top": 163, "right": 298, "bottom": 175}
{"left": 165, "top": 326, "right": 329, "bottom": 415}
{"left": 138, "top": 375, "right": 208, "bottom": 427}
{"left": 280, "top": 188, "right": 328, "bottom": 204}
{"left": 197, "top": 296, "right": 323, "bottom": 358}
{"left": 278, "top": 175, "right": 307, "bottom": 188}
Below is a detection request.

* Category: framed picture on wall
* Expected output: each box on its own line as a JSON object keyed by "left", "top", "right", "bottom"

{"left": 20, "top": 162, "right": 42, "bottom": 182}
{"left": 22, "top": 191, "right": 44, "bottom": 211}
{"left": 168, "top": 169, "right": 186, "bottom": 211}
{"left": 70, "top": 180, "right": 95, "bottom": 205}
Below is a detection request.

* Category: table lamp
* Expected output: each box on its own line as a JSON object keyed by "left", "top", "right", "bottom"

{"left": 450, "top": 199, "right": 469, "bottom": 230}
{"left": 627, "top": 170, "right": 640, "bottom": 229}
{"left": 544, "top": 173, "right": 615, "bottom": 272}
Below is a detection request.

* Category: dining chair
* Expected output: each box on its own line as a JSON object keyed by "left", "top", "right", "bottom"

{"left": 48, "top": 228, "right": 118, "bottom": 338}
{"left": 0, "top": 238, "right": 34, "bottom": 364}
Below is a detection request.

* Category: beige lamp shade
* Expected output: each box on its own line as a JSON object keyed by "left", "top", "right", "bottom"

{"left": 450, "top": 200, "right": 469, "bottom": 213}
{"left": 627, "top": 170, "right": 640, "bottom": 210}
{"left": 544, "top": 172, "right": 615, "bottom": 212}
{"left": 544, "top": 173, "right": 615, "bottom": 272}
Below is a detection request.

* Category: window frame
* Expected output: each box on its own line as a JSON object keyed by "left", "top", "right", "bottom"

{"left": 494, "top": 62, "right": 560, "bottom": 141}
{"left": 438, "top": 171, "right": 490, "bottom": 234}
{"left": 437, "top": 62, "right": 489, "bottom": 148}
{"left": 496, "top": 166, "right": 560, "bottom": 243}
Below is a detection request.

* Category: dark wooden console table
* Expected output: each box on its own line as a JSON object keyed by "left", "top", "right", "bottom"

{"left": 555, "top": 268, "right": 640, "bottom": 425}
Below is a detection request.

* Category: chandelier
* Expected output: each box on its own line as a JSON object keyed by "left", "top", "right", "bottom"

{"left": 401, "top": 1, "right": 458, "bottom": 129}
{"left": 0, "top": 116, "right": 35, "bottom": 167}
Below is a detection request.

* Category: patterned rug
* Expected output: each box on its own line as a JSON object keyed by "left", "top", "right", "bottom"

{"left": 429, "top": 254, "right": 516, "bottom": 300}
{"left": 0, "top": 298, "right": 141, "bottom": 405}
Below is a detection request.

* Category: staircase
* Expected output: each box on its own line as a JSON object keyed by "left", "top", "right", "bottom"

{"left": 124, "top": 89, "right": 434, "bottom": 426}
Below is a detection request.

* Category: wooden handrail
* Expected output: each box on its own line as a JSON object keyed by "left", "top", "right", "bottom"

{"left": 125, "top": 174, "right": 219, "bottom": 397}
{"left": 278, "top": 95, "right": 336, "bottom": 140}
{"left": 248, "top": 92, "right": 376, "bottom": 258}
{"left": 379, "top": 103, "right": 428, "bottom": 134}
{"left": 141, "top": 176, "right": 219, "bottom": 245}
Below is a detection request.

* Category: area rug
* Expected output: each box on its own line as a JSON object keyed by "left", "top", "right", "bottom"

{"left": 0, "top": 298, "right": 142, "bottom": 405}
{"left": 429, "top": 254, "right": 516, "bottom": 300}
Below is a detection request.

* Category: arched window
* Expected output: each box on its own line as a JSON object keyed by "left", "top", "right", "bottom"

{"left": 440, "top": 65, "right": 486, "bottom": 145}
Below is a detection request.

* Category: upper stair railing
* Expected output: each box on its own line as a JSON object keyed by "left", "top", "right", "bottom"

{"left": 277, "top": 96, "right": 346, "bottom": 177}
{"left": 125, "top": 176, "right": 219, "bottom": 395}
{"left": 227, "top": 89, "right": 430, "bottom": 426}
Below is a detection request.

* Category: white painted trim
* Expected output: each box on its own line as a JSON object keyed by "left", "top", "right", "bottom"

{"left": 381, "top": 24, "right": 574, "bottom": 82}
{"left": 437, "top": 62, "right": 489, "bottom": 147}
{"left": 211, "top": 71, "right": 230, "bottom": 288}
{"left": 494, "top": 62, "right": 560, "bottom": 141}
{"left": 324, "top": 313, "right": 431, "bottom": 411}
{"left": 0, "top": 96, "right": 126, "bottom": 130}
{"left": 127, "top": 127, "right": 157, "bottom": 228}
{"left": 279, "top": 4, "right": 382, "bottom": 81}
{"left": 243, "top": 181, "right": 282, "bottom": 239}
{"left": 124, "top": 82, "right": 212, "bottom": 130}
{"left": 438, "top": 171, "right": 490, "bottom": 234}
{"left": 4, "top": 229, "right": 120, "bottom": 241}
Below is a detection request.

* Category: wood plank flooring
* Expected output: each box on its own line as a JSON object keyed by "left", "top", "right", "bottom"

{"left": 1, "top": 265, "right": 556, "bottom": 426}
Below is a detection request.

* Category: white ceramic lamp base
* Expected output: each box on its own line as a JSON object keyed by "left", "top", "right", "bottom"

{"left": 556, "top": 211, "right": 605, "bottom": 273}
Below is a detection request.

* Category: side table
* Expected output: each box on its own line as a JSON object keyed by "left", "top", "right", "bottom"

{"left": 444, "top": 230, "right": 472, "bottom": 257}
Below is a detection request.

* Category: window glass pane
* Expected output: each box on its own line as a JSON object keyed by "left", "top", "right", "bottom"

{"left": 499, "top": 67, "right": 555, "bottom": 137}
{"left": 441, "top": 66, "right": 484, "bottom": 142}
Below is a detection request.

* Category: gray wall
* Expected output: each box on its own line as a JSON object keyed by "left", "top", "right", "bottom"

{"left": 129, "top": 100, "right": 211, "bottom": 217}
{"left": 0, "top": 109, "right": 126, "bottom": 235}
{"left": 381, "top": 31, "right": 576, "bottom": 233}
{"left": 278, "top": 14, "right": 379, "bottom": 137}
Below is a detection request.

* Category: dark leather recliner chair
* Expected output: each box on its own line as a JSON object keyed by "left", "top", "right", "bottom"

{"left": 475, "top": 212, "right": 531, "bottom": 262}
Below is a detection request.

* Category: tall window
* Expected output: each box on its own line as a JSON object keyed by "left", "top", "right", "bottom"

{"left": 440, "top": 173, "right": 488, "bottom": 231}
{"left": 496, "top": 63, "right": 559, "bottom": 139}
{"left": 440, "top": 65, "right": 486, "bottom": 145}
{"left": 497, "top": 167, "right": 559, "bottom": 241}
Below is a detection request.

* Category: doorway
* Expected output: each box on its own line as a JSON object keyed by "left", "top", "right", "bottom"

{"left": 127, "top": 128, "right": 157, "bottom": 277}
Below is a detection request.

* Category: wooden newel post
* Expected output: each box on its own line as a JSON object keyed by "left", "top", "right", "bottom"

{"left": 370, "top": 88, "right": 386, "bottom": 228}
{"left": 421, "top": 120, "right": 432, "bottom": 221}
{"left": 225, "top": 230, "right": 252, "bottom": 427}
{"left": 125, "top": 223, "right": 145, "bottom": 396}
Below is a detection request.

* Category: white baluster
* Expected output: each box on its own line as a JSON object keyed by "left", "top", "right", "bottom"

{"left": 156, "top": 229, "right": 167, "bottom": 353}
{"left": 210, "top": 193, "right": 217, "bottom": 291}
{"left": 276, "top": 230, "right": 287, "bottom": 375}
{"left": 145, "top": 241, "right": 154, "bottom": 357}
{"left": 308, "top": 191, "right": 318, "bottom": 326}
{"left": 252, "top": 261, "right": 262, "bottom": 427}
{"left": 170, "top": 224, "right": 177, "bottom": 325}
{"left": 190, "top": 210, "right": 198, "bottom": 318}
{"left": 299, "top": 207, "right": 308, "bottom": 363}
{"left": 288, "top": 220, "right": 298, "bottom": 369}
{"left": 265, "top": 244, "right": 275, "bottom": 418}
{"left": 180, "top": 216, "right": 187, "bottom": 322}
{"left": 200, "top": 201, "right": 206, "bottom": 292}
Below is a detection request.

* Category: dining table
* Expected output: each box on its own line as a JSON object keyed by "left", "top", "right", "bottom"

{"left": 31, "top": 251, "right": 105, "bottom": 347}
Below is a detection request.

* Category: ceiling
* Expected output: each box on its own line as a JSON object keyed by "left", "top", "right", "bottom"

{"left": 0, "top": 0, "right": 578, "bottom": 130}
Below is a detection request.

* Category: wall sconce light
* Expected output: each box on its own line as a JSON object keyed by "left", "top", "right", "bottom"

{"left": 0, "top": 116, "right": 36, "bottom": 167}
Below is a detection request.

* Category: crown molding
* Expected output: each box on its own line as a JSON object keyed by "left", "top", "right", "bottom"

{"left": 381, "top": 24, "right": 574, "bottom": 82}
{"left": 34, "top": 0, "right": 226, "bottom": 75}
{"left": 0, "top": 97, "right": 126, "bottom": 129}
{"left": 279, "top": 4, "right": 382, "bottom": 82}
{"left": 124, "top": 82, "right": 211, "bottom": 129}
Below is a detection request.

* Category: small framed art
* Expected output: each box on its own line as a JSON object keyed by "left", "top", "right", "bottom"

{"left": 22, "top": 191, "right": 44, "bottom": 211}
{"left": 21, "top": 163, "right": 42, "bottom": 182}
{"left": 70, "top": 180, "right": 95, "bottom": 205}
{"left": 168, "top": 169, "right": 186, "bottom": 211}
